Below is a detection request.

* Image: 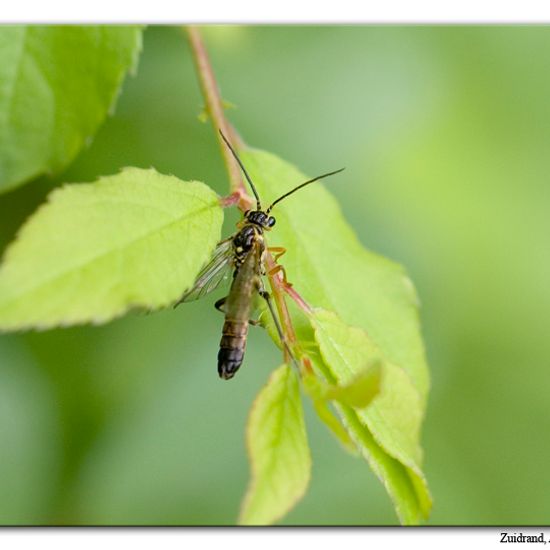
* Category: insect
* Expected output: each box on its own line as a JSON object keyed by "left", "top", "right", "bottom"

{"left": 179, "top": 130, "right": 344, "bottom": 380}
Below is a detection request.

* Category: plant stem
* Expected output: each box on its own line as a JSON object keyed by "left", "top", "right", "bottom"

{"left": 185, "top": 26, "right": 247, "bottom": 199}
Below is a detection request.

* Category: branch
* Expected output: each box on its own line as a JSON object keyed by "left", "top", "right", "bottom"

{"left": 185, "top": 26, "right": 248, "bottom": 202}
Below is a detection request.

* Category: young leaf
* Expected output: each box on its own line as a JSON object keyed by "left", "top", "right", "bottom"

{"left": 238, "top": 148, "right": 431, "bottom": 522}
{"left": 0, "top": 25, "right": 143, "bottom": 193}
{"left": 0, "top": 168, "right": 222, "bottom": 330}
{"left": 337, "top": 402, "right": 429, "bottom": 525}
{"left": 303, "top": 361, "right": 382, "bottom": 409}
{"left": 312, "top": 309, "right": 431, "bottom": 524}
{"left": 240, "top": 364, "right": 311, "bottom": 525}
{"left": 308, "top": 396, "right": 358, "bottom": 456}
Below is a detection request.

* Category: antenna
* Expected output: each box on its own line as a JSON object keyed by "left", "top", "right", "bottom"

{"left": 266, "top": 168, "right": 345, "bottom": 213}
{"left": 218, "top": 129, "right": 262, "bottom": 210}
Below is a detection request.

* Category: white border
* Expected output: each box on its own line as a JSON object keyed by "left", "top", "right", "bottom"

{"left": 1, "top": 6, "right": 549, "bottom": 547}
{"left": 1, "top": 0, "right": 550, "bottom": 23}
{"left": 2, "top": 528, "right": 548, "bottom": 550}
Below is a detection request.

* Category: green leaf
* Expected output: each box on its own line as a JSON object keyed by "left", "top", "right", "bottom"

{"left": 311, "top": 309, "right": 431, "bottom": 524}
{"left": 238, "top": 148, "right": 431, "bottom": 523}
{"left": 239, "top": 364, "right": 311, "bottom": 525}
{"left": 0, "top": 25, "right": 143, "bottom": 193}
{"left": 337, "top": 401, "right": 429, "bottom": 525}
{"left": 0, "top": 167, "right": 222, "bottom": 330}
{"left": 308, "top": 396, "right": 358, "bottom": 456}
{"left": 303, "top": 361, "right": 382, "bottom": 409}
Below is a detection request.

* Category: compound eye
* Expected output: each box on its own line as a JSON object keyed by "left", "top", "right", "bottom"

{"left": 267, "top": 216, "right": 276, "bottom": 227}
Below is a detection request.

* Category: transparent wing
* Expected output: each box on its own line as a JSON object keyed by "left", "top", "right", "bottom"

{"left": 176, "top": 238, "right": 234, "bottom": 304}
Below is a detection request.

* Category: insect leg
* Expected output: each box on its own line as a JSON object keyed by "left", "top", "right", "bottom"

{"left": 268, "top": 246, "right": 287, "bottom": 262}
{"left": 214, "top": 297, "right": 227, "bottom": 313}
{"left": 267, "top": 264, "right": 292, "bottom": 287}
{"left": 257, "top": 283, "right": 299, "bottom": 369}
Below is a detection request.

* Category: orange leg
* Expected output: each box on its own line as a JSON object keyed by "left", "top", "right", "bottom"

{"left": 267, "top": 246, "right": 290, "bottom": 285}
{"left": 268, "top": 246, "right": 287, "bottom": 262}
{"left": 267, "top": 257, "right": 313, "bottom": 315}
{"left": 266, "top": 247, "right": 313, "bottom": 315}
{"left": 268, "top": 264, "right": 293, "bottom": 288}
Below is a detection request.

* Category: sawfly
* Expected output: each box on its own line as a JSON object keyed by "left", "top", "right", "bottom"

{"left": 178, "top": 130, "right": 344, "bottom": 380}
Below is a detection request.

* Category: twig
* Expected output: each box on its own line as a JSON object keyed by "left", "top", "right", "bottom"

{"left": 185, "top": 26, "right": 248, "bottom": 201}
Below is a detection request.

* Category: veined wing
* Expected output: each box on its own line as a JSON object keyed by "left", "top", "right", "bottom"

{"left": 177, "top": 238, "right": 234, "bottom": 304}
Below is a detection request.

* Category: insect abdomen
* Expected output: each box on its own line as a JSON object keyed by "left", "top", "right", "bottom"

{"left": 218, "top": 319, "right": 249, "bottom": 379}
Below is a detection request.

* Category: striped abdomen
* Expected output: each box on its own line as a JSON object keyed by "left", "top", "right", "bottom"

{"left": 218, "top": 319, "right": 249, "bottom": 379}
{"left": 217, "top": 242, "right": 260, "bottom": 380}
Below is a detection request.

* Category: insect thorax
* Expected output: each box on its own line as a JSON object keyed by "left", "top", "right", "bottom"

{"left": 232, "top": 224, "right": 264, "bottom": 265}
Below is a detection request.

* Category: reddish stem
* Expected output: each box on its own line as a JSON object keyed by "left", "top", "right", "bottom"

{"left": 283, "top": 284, "right": 313, "bottom": 314}
{"left": 186, "top": 26, "right": 247, "bottom": 199}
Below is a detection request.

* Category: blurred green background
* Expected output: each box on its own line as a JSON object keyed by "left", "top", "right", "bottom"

{"left": 1, "top": 25, "right": 550, "bottom": 525}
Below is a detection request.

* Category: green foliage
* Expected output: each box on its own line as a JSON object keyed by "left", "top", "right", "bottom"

{"left": 0, "top": 26, "right": 143, "bottom": 193}
{"left": 239, "top": 364, "right": 311, "bottom": 525}
{"left": 301, "top": 359, "right": 381, "bottom": 455}
{"left": 0, "top": 25, "right": 432, "bottom": 526}
{"left": 3, "top": 24, "right": 550, "bottom": 527}
{"left": 239, "top": 148, "right": 429, "bottom": 400}
{"left": 303, "top": 360, "right": 382, "bottom": 409}
{"left": 312, "top": 309, "right": 431, "bottom": 524}
{"left": 237, "top": 148, "right": 431, "bottom": 523}
{"left": 0, "top": 168, "right": 222, "bottom": 330}
{"left": 307, "top": 397, "right": 358, "bottom": 456}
